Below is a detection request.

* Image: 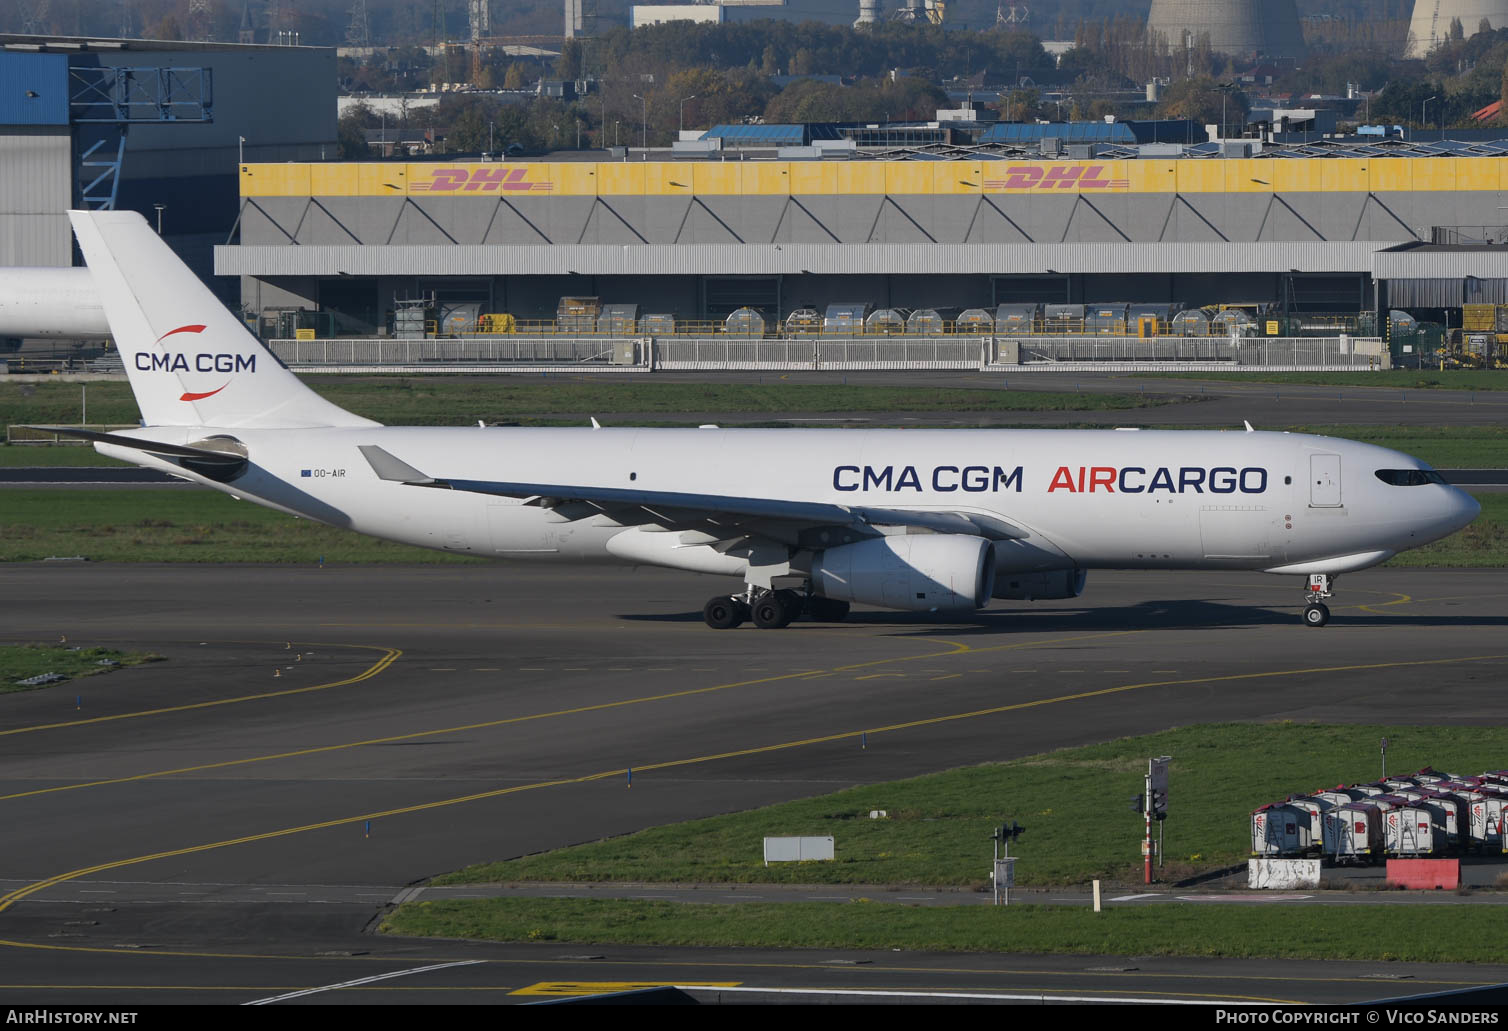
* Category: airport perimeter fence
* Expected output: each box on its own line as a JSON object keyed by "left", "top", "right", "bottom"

{"left": 1002, "top": 335, "right": 1386, "bottom": 370}
{"left": 265, "top": 334, "right": 1387, "bottom": 373}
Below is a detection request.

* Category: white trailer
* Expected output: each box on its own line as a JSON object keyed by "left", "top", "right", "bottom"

{"left": 1376, "top": 796, "right": 1438, "bottom": 856}
{"left": 1393, "top": 788, "right": 1462, "bottom": 848}
{"left": 1323, "top": 803, "right": 1384, "bottom": 863}
{"left": 1251, "top": 803, "right": 1310, "bottom": 856}
{"left": 1285, "top": 796, "right": 1337, "bottom": 854}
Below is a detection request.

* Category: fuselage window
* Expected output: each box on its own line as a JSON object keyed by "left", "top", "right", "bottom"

{"left": 1374, "top": 469, "right": 1446, "bottom": 487}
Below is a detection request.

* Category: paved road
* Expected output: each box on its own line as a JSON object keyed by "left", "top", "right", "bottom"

{"left": 2, "top": 564, "right": 1508, "bottom": 1004}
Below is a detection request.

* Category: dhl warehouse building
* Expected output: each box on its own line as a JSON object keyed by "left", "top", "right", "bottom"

{"left": 216, "top": 153, "right": 1508, "bottom": 338}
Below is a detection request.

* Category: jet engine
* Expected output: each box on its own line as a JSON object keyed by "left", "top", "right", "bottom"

{"left": 992, "top": 568, "right": 1086, "bottom": 601}
{"left": 814, "top": 534, "right": 995, "bottom": 612}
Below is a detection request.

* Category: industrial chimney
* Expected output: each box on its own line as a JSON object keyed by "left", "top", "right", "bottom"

{"left": 1146, "top": 0, "right": 1307, "bottom": 60}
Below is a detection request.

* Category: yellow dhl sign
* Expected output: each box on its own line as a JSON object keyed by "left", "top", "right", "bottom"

{"left": 242, "top": 157, "right": 1508, "bottom": 199}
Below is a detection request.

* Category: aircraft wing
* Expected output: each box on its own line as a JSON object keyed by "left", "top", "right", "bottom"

{"left": 358, "top": 444, "right": 1026, "bottom": 544}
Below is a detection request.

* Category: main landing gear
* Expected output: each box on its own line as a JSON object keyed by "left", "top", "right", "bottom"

{"left": 1302, "top": 573, "right": 1335, "bottom": 628}
{"left": 703, "top": 587, "right": 850, "bottom": 629}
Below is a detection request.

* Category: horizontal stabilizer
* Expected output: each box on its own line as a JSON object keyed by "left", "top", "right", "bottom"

{"left": 22, "top": 426, "right": 246, "bottom": 465}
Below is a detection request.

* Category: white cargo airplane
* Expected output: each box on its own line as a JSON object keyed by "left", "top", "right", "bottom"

{"left": 39, "top": 211, "right": 1480, "bottom": 629}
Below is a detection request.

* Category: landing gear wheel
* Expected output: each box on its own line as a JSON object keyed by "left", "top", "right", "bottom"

{"left": 807, "top": 598, "right": 850, "bottom": 622}
{"left": 751, "top": 591, "right": 794, "bottom": 629}
{"left": 1303, "top": 602, "right": 1330, "bottom": 628}
{"left": 703, "top": 595, "right": 744, "bottom": 630}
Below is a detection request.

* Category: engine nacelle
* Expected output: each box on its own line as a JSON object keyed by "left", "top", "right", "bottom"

{"left": 814, "top": 534, "right": 995, "bottom": 612}
{"left": 992, "top": 568, "right": 1086, "bottom": 601}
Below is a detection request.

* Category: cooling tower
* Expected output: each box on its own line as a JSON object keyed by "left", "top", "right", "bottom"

{"left": 1146, "top": 0, "right": 1308, "bottom": 60}
{"left": 1406, "top": 1, "right": 1508, "bottom": 58}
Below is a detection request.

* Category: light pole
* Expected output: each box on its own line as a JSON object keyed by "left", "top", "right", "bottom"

{"left": 1422, "top": 95, "right": 1436, "bottom": 141}
{"left": 632, "top": 93, "right": 647, "bottom": 150}
{"left": 679, "top": 93, "right": 697, "bottom": 134}
{"left": 238, "top": 135, "right": 245, "bottom": 166}
{"left": 153, "top": 204, "right": 165, "bottom": 235}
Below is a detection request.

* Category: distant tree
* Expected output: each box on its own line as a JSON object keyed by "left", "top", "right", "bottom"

{"left": 1449, "top": 17, "right": 1465, "bottom": 41}
{"left": 504, "top": 63, "right": 527, "bottom": 90}
{"left": 337, "top": 103, "right": 373, "bottom": 160}
{"left": 557, "top": 39, "right": 584, "bottom": 80}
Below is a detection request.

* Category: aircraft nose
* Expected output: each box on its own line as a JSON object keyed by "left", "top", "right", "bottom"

{"left": 1442, "top": 487, "right": 1481, "bottom": 534}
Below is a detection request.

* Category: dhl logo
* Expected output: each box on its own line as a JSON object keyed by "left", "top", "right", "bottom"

{"left": 412, "top": 167, "right": 554, "bottom": 193}
{"left": 983, "top": 164, "right": 1130, "bottom": 191}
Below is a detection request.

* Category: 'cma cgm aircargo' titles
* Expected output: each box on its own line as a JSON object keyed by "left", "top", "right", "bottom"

{"left": 42, "top": 211, "right": 1480, "bottom": 630}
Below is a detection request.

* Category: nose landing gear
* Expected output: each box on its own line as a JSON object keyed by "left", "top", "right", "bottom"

{"left": 1302, "top": 574, "right": 1334, "bottom": 628}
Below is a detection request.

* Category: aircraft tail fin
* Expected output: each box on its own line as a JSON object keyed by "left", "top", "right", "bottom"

{"left": 68, "top": 210, "right": 377, "bottom": 430}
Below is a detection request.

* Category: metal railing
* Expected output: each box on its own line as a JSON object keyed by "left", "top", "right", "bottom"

{"left": 267, "top": 337, "right": 640, "bottom": 366}
{"left": 996, "top": 335, "right": 1385, "bottom": 367}
{"left": 261, "top": 334, "right": 1386, "bottom": 372}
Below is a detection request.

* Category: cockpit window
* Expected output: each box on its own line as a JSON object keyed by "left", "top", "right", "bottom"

{"left": 1375, "top": 469, "right": 1447, "bottom": 487}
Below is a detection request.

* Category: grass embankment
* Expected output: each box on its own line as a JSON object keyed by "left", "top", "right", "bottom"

{"left": 1137, "top": 370, "right": 1508, "bottom": 390}
{"left": 381, "top": 899, "right": 1508, "bottom": 963}
{"left": 437, "top": 722, "right": 1508, "bottom": 889}
{"left": 0, "top": 490, "right": 481, "bottom": 564}
{"left": 0, "top": 377, "right": 1171, "bottom": 432}
{"left": 0, "top": 642, "right": 161, "bottom": 692}
{"left": 393, "top": 722, "right": 1508, "bottom": 959}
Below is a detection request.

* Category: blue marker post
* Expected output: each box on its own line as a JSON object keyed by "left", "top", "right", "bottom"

{"left": 627, "top": 767, "right": 633, "bottom": 788}
{"left": 318, "top": 555, "right": 325, "bottom": 568}
{"left": 861, "top": 732, "right": 867, "bottom": 750}
{"left": 76, "top": 695, "right": 81, "bottom": 710}
{"left": 364, "top": 820, "right": 370, "bottom": 839}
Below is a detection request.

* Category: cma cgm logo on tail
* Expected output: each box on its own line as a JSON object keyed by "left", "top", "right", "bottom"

{"left": 413, "top": 167, "right": 554, "bottom": 193}
{"left": 983, "top": 164, "right": 1130, "bottom": 191}
{"left": 138, "top": 324, "right": 255, "bottom": 402}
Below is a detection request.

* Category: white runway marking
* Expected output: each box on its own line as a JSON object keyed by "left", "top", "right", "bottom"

{"left": 242, "top": 960, "right": 484, "bottom": 1005}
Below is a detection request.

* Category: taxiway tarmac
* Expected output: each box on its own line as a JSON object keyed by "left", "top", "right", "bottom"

{"left": 1, "top": 563, "right": 1507, "bottom": 1003}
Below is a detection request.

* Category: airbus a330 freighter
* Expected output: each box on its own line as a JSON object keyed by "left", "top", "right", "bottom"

{"left": 46, "top": 211, "right": 1480, "bottom": 630}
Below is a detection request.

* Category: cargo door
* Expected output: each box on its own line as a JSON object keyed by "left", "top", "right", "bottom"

{"left": 1199, "top": 505, "right": 1272, "bottom": 562}
{"left": 1310, "top": 453, "right": 1342, "bottom": 508}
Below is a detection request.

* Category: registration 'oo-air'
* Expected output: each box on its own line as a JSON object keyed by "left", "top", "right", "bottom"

{"left": 44, "top": 211, "right": 1481, "bottom": 630}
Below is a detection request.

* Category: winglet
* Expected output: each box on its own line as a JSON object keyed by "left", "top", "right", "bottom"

{"left": 358, "top": 444, "right": 437, "bottom": 485}
{"left": 1244, "top": 420, "right": 1256, "bottom": 432}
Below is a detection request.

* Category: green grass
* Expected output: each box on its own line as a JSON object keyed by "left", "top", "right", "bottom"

{"left": 0, "top": 642, "right": 161, "bottom": 692}
{"left": 1137, "top": 370, "right": 1508, "bottom": 390}
{"left": 436, "top": 723, "right": 1508, "bottom": 889}
{"left": 0, "top": 378, "right": 1171, "bottom": 432}
{"left": 0, "top": 489, "right": 482, "bottom": 564}
{"left": 1289, "top": 425, "right": 1508, "bottom": 468}
{"left": 1386, "top": 493, "right": 1508, "bottom": 567}
{"left": 380, "top": 898, "right": 1508, "bottom": 963}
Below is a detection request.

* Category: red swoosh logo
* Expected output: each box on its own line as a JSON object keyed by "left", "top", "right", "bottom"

{"left": 156, "top": 324, "right": 206, "bottom": 342}
{"left": 179, "top": 384, "right": 228, "bottom": 402}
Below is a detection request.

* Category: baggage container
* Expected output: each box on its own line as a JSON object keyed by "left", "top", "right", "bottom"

{"left": 906, "top": 308, "right": 957, "bottom": 336}
{"left": 993, "top": 304, "right": 1038, "bottom": 335}
{"left": 864, "top": 308, "right": 911, "bottom": 335}
{"left": 1322, "top": 803, "right": 1384, "bottom": 862}
{"left": 1251, "top": 803, "right": 1310, "bottom": 856}
{"left": 1393, "top": 789, "right": 1463, "bottom": 847}
{"left": 784, "top": 307, "right": 821, "bottom": 336}
{"left": 822, "top": 302, "right": 872, "bottom": 335}
{"left": 955, "top": 308, "right": 994, "bottom": 334}
{"left": 724, "top": 307, "right": 765, "bottom": 336}
{"left": 1375, "top": 795, "right": 1440, "bottom": 856}
{"left": 1285, "top": 796, "right": 1337, "bottom": 854}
